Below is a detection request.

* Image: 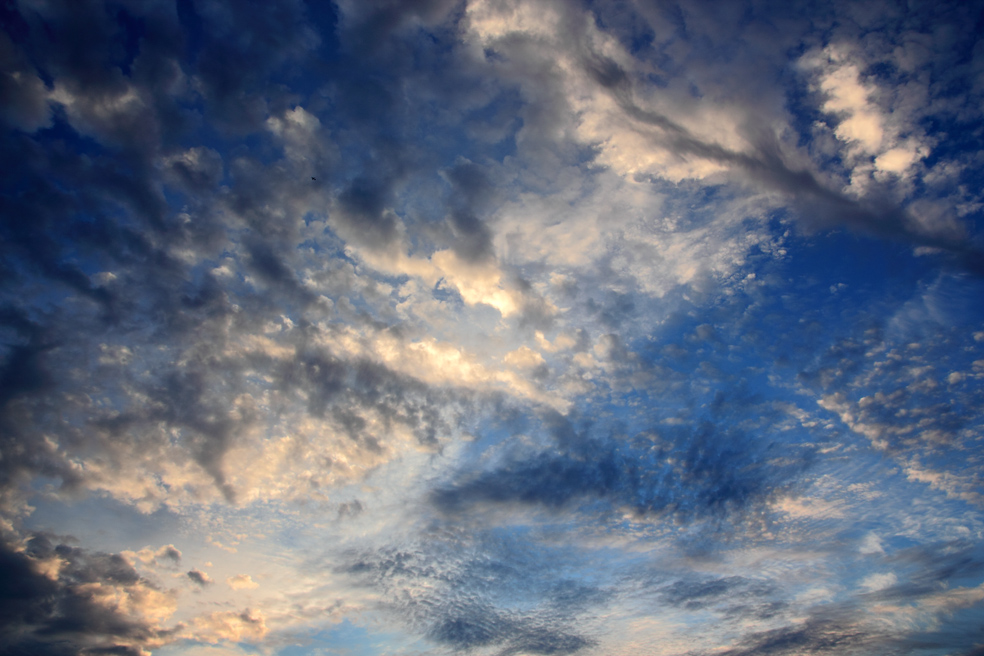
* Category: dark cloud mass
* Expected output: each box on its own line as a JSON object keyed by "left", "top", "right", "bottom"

{"left": 1, "top": 0, "right": 983, "bottom": 654}
{"left": 0, "top": 533, "right": 172, "bottom": 656}
{"left": 432, "top": 419, "right": 811, "bottom": 522}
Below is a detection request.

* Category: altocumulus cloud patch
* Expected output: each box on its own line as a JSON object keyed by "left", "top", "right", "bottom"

{"left": 1, "top": 0, "right": 984, "bottom": 654}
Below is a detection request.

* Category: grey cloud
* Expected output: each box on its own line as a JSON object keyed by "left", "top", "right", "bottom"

{"left": 0, "top": 281, "right": 476, "bottom": 506}
{"left": 144, "top": 545, "right": 182, "bottom": 566}
{"left": 426, "top": 605, "right": 592, "bottom": 655}
{"left": 617, "top": 67, "right": 982, "bottom": 270}
{"left": 9, "top": 0, "right": 191, "bottom": 154}
{"left": 695, "top": 601, "right": 983, "bottom": 656}
{"left": 0, "top": 30, "right": 51, "bottom": 132}
{"left": 0, "top": 12, "right": 476, "bottom": 502}
{"left": 655, "top": 575, "right": 787, "bottom": 624}
{"left": 186, "top": 569, "right": 211, "bottom": 586}
{"left": 0, "top": 307, "right": 49, "bottom": 406}
{"left": 151, "top": 368, "right": 240, "bottom": 503}
{"left": 336, "top": 0, "right": 460, "bottom": 54}
{"left": 567, "top": 3, "right": 984, "bottom": 274}
{"left": 661, "top": 576, "right": 772, "bottom": 610}
{"left": 0, "top": 5, "right": 980, "bottom": 656}
{"left": 0, "top": 310, "right": 87, "bottom": 510}
{"left": 244, "top": 238, "right": 316, "bottom": 304}
{"left": 443, "top": 159, "right": 496, "bottom": 261}
{"left": 272, "top": 344, "right": 460, "bottom": 450}
{"left": 432, "top": 415, "right": 811, "bottom": 523}
{"left": 0, "top": 0, "right": 514, "bottom": 510}
{"left": 871, "top": 541, "right": 984, "bottom": 602}
{"left": 698, "top": 618, "right": 877, "bottom": 656}
{"left": 336, "top": 499, "right": 364, "bottom": 519}
{"left": 0, "top": 533, "right": 171, "bottom": 656}
{"left": 340, "top": 531, "right": 600, "bottom": 655}
{"left": 334, "top": 175, "right": 401, "bottom": 248}
{"left": 190, "top": 0, "right": 319, "bottom": 134}
{"left": 800, "top": 320, "right": 984, "bottom": 495}
{"left": 164, "top": 147, "right": 224, "bottom": 193}
{"left": 681, "top": 540, "right": 984, "bottom": 656}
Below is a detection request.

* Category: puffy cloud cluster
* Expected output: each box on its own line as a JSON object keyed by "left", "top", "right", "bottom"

{"left": 0, "top": 532, "right": 177, "bottom": 655}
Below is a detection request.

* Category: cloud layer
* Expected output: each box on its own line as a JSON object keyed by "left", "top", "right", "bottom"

{"left": 1, "top": 0, "right": 983, "bottom": 654}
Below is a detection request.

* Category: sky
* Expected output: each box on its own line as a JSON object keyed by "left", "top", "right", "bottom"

{"left": 2, "top": 0, "right": 984, "bottom": 654}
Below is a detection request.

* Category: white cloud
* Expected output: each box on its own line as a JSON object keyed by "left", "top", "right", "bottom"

{"left": 859, "top": 533, "right": 885, "bottom": 555}
{"left": 227, "top": 574, "right": 260, "bottom": 590}
{"left": 185, "top": 609, "right": 268, "bottom": 644}
{"left": 860, "top": 571, "right": 897, "bottom": 592}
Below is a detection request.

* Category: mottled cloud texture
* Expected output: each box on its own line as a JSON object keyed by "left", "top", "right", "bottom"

{"left": 1, "top": 0, "right": 984, "bottom": 654}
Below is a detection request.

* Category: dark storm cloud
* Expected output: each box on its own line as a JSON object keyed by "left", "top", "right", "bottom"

{"left": 0, "top": 533, "right": 171, "bottom": 656}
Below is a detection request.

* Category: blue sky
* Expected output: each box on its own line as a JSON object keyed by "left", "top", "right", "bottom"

{"left": 2, "top": 0, "right": 984, "bottom": 654}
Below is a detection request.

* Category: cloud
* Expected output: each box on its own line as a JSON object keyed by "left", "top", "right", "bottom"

{"left": 431, "top": 417, "right": 811, "bottom": 523}
{"left": 0, "top": 533, "right": 177, "bottom": 655}
{"left": 0, "top": 31, "right": 52, "bottom": 132}
{"left": 184, "top": 609, "right": 267, "bottom": 645}
{"left": 2, "top": 1, "right": 984, "bottom": 655}
{"left": 187, "top": 569, "right": 213, "bottom": 587}
{"left": 339, "top": 528, "right": 601, "bottom": 655}
{"left": 124, "top": 545, "right": 182, "bottom": 568}
{"left": 226, "top": 574, "right": 258, "bottom": 590}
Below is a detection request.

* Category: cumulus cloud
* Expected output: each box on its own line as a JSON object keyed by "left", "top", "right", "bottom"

{"left": 226, "top": 574, "right": 258, "bottom": 590}
{"left": 185, "top": 609, "right": 267, "bottom": 644}
{"left": 0, "top": 533, "right": 177, "bottom": 655}
{"left": 124, "top": 545, "right": 182, "bottom": 568}
{"left": 187, "top": 569, "right": 213, "bottom": 587}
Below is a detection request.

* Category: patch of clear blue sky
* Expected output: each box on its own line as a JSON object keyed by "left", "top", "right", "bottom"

{"left": 156, "top": 620, "right": 424, "bottom": 656}
{"left": 274, "top": 619, "right": 430, "bottom": 656}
